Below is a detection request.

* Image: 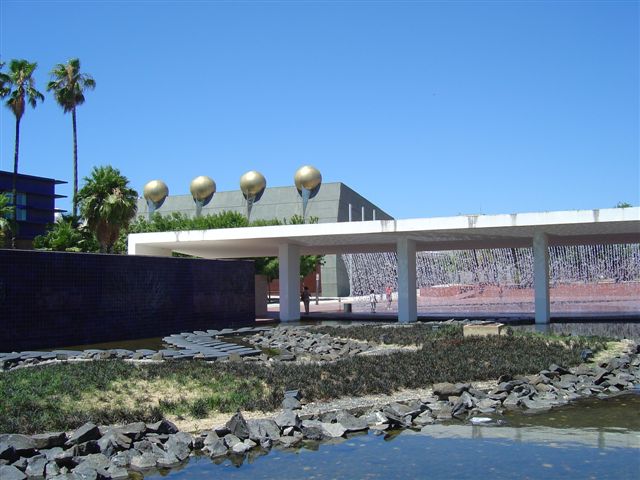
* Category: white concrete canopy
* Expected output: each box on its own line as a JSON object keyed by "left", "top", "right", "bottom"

{"left": 128, "top": 207, "right": 640, "bottom": 322}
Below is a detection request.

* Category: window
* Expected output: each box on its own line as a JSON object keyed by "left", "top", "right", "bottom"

{"left": 2, "top": 192, "right": 27, "bottom": 221}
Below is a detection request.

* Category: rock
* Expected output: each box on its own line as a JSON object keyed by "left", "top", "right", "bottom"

{"left": 335, "top": 411, "right": 368, "bottom": 432}
{"left": 231, "top": 442, "right": 250, "bottom": 454}
{"left": 164, "top": 435, "right": 191, "bottom": 462}
{"left": 226, "top": 412, "right": 250, "bottom": 440}
{"left": 45, "top": 461, "right": 61, "bottom": 477}
{"left": 284, "top": 390, "right": 302, "bottom": 400}
{"left": 319, "top": 423, "right": 346, "bottom": 438}
{"left": 363, "top": 411, "right": 388, "bottom": 426}
{"left": 145, "top": 419, "right": 178, "bottom": 435}
{"left": 97, "top": 430, "right": 131, "bottom": 456}
{"left": 74, "top": 441, "right": 100, "bottom": 457}
{"left": 116, "top": 422, "right": 147, "bottom": 441}
{"left": 281, "top": 397, "right": 302, "bottom": 410}
{"left": 25, "top": 454, "right": 47, "bottom": 477}
{"left": 412, "top": 411, "right": 435, "bottom": 426}
{"left": 223, "top": 434, "right": 242, "bottom": 449}
{"left": 129, "top": 452, "right": 157, "bottom": 470}
{"left": 275, "top": 410, "right": 301, "bottom": 429}
{"left": 30, "top": 432, "right": 67, "bottom": 450}
{"left": 203, "top": 434, "right": 227, "bottom": 458}
{"left": 502, "top": 393, "right": 520, "bottom": 409}
{"left": 65, "top": 423, "right": 101, "bottom": 447}
{"left": 41, "top": 447, "right": 63, "bottom": 461}
{"left": 156, "top": 453, "right": 181, "bottom": 468}
{"left": 11, "top": 456, "right": 28, "bottom": 470}
{"left": 105, "top": 465, "right": 129, "bottom": 479}
{"left": 278, "top": 434, "right": 303, "bottom": 448}
{"left": 300, "top": 420, "right": 325, "bottom": 441}
{"left": 548, "top": 364, "right": 571, "bottom": 375}
{"left": 0, "top": 443, "right": 16, "bottom": 463}
{"left": 110, "top": 451, "right": 133, "bottom": 468}
{"left": 247, "top": 419, "right": 281, "bottom": 442}
{"left": 0, "top": 435, "right": 37, "bottom": 458}
{"left": 54, "top": 448, "right": 78, "bottom": 469}
{"left": 0, "top": 465, "right": 27, "bottom": 480}
{"left": 432, "top": 382, "right": 468, "bottom": 400}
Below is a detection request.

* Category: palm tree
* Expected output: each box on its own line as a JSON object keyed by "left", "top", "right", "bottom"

{"left": 0, "top": 60, "right": 10, "bottom": 97}
{"left": 0, "top": 193, "right": 14, "bottom": 246}
{"left": 77, "top": 165, "right": 138, "bottom": 253}
{"left": 3, "top": 59, "right": 45, "bottom": 248}
{"left": 47, "top": 59, "right": 96, "bottom": 217}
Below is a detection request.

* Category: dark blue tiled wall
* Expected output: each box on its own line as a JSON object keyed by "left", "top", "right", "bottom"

{"left": 0, "top": 250, "right": 255, "bottom": 351}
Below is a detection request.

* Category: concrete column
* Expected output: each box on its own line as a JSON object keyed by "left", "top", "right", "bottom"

{"left": 361, "top": 206, "right": 365, "bottom": 221}
{"left": 279, "top": 243, "right": 301, "bottom": 322}
{"left": 397, "top": 237, "right": 417, "bottom": 323}
{"left": 533, "top": 231, "right": 550, "bottom": 324}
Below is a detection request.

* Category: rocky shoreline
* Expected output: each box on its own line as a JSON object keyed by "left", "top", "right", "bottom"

{"left": 1, "top": 338, "right": 638, "bottom": 480}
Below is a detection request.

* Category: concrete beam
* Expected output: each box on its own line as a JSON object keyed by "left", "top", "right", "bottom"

{"left": 533, "top": 231, "right": 550, "bottom": 324}
{"left": 279, "top": 243, "right": 301, "bottom": 322}
{"left": 397, "top": 237, "right": 417, "bottom": 323}
{"left": 127, "top": 240, "right": 172, "bottom": 257}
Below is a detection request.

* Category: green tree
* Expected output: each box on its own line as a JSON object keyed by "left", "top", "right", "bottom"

{"left": 615, "top": 202, "right": 632, "bottom": 208}
{"left": 33, "top": 215, "right": 99, "bottom": 252}
{"left": 0, "top": 193, "right": 14, "bottom": 246}
{"left": 47, "top": 59, "right": 96, "bottom": 217}
{"left": 4, "top": 59, "right": 45, "bottom": 247}
{"left": 77, "top": 166, "right": 138, "bottom": 253}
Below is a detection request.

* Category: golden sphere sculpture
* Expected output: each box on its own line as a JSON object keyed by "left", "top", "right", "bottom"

{"left": 294, "top": 165, "right": 322, "bottom": 191}
{"left": 240, "top": 170, "right": 267, "bottom": 198}
{"left": 190, "top": 176, "right": 216, "bottom": 202}
{"left": 143, "top": 180, "right": 169, "bottom": 204}
{"left": 240, "top": 170, "right": 266, "bottom": 221}
{"left": 143, "top": 180, "right": 169, "bottom": 219}
{"left": 294, "top": 165, "right": 322, "bottom": 222}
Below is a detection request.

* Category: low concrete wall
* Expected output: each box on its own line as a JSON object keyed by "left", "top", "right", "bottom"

{"left": 0, "top": 250, "right": 255, "bottom": 351}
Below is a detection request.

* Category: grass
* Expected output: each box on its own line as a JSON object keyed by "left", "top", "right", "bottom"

{"left": 0, "top": 327, "right": 610, "bottom": 434}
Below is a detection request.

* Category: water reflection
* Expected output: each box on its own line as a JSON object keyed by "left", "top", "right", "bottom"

{"left": 145, "top": 393, "right": 640, "bottom": 480}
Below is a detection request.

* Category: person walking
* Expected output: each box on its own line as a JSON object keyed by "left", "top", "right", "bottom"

{"left": 369, "top": 289, "right": 377, "bottom": 313}
{"left": 301, "top": 286, "right": 311, "bottom": 315}
{"left": 386, "top": 285, "right": 393, "bottom": 309}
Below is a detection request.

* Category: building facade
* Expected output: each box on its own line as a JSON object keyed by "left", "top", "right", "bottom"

{"left": 0, "top": 171, "right": 66, "bottom": 248}
{"left": 136, "top": 182, "right": 393, "bottom": 296}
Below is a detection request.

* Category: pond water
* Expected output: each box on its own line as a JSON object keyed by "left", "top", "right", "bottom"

{"left": 145, "top": 393, "right": 640, "bottom": 480}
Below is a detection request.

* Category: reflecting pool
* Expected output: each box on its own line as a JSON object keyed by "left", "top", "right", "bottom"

{"left": 145, "top": 393, "right": 640, "bottom": 480}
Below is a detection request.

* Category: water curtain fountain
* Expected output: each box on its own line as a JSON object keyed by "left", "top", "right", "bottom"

{"left": 294, "top": 165, "right": 322, "bottom": 223}
{"left": 142, "top": 180, "right": 168, "bottom": 221}
{"left": 239, "top": 170, "right": 266, "bottom": 222}
{"left": 342, "top": 244, "right": 640, "bottom": 309}
{"left": 189, "top": 176, "right": 216, "bottom": 217}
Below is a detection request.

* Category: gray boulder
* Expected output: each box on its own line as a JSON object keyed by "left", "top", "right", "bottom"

{"left": 25, "top": 454, "right": 47, "bottom": 477}
{"left": 226, "top": 412, "right": 250, "bottom": 440}
{"left": 0, "top": 435, "right": 37, "bottom": 458}
{"left": 65, "top": 424, "right": 101, "bottom": 447}
{"left": 335, "top": 411, "right": 368, "bottom": 432}
{"left": 129, "top": 452, "right": 157, "bottom": 471}
{"left": 275, "top": 410, "right": 301, "bottom": 430}
{"left": 432, "top": 383, "right": 468, "bottom": 400}
{"left": 203, "top": 433, "right": 227, "bottom": 458}
{"left": 282, "top": 397, "right": 301, "bottom": 410}
{"left": 0, "top": 465, "right": 26, "bottom": 480}
{"left": 30, "top": 432, "right": 67, "bottom": 450}
{"left": 247, "top": 419, "right": 281, "bottom": 442}
{"left": 145, "top": 419, "right": 178, "bottom": 435}
{"left": 115, "top": 422, "right": 147, "bottom": 441}
{"left": 164, "top": 435, "right": 191, "bottom": 462}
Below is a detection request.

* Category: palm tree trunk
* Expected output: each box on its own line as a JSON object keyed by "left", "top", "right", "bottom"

{"left": 11, "top": 117, "right": 21, "bottom": 249}
{"left": 72, "top": 108, "right": 78, "bottom": 218}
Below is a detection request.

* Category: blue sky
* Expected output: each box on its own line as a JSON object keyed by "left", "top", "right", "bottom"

{"left": 0, "top": 0, "right": 638, "bottom": 219}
